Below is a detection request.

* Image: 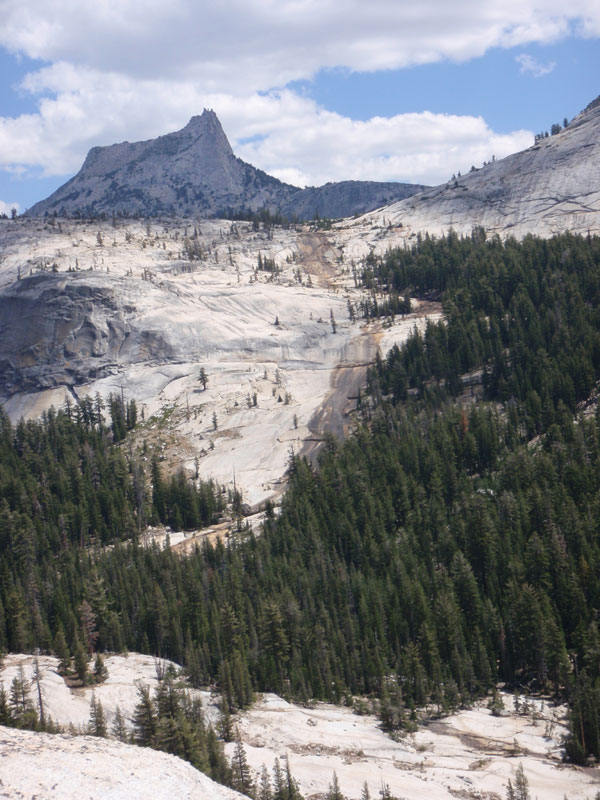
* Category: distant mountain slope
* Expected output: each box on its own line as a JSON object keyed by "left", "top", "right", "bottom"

{"left": 25, "top": 110, "right": 425, "bottom": 220}
{"left": 281, "top": 179, "right": 421, "bottom": 220}
{"left": 366, "top": 95, "right": 600, "bottom": 238}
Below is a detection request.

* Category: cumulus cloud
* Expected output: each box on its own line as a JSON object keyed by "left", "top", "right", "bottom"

{"left": 516, "top": 53, "right": 556, "bottom": 77}
{"left": 0, "top": 0, "right": 597, "bottom": 192}
{"left": 0, "top": 1, "right": 598, "bottom": 90}
{"left": 0, "top": 201, "right": 19, "bottom": 216}
{"left": 0, "top": 74, "right": 533, "bottom": 187}
{"left": 233, "top": 97, "right": 533, "bottom": 187}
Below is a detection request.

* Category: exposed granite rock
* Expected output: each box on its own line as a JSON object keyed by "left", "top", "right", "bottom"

{"left": 366, "top": 95, "right": 600, "bottom": 238}
{"left": 25, "top": 110, "right": 424, "bottom": 220}
{"left": 0, "top": 273, "right": 135, "bottom": 394}
{"left": 280, "top": 180, "right": 425, "bottom": 220}
{"left": 0, "top": 725, "right": 244, "bottom": 800}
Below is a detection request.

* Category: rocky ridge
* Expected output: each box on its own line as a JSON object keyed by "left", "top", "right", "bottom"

{"left": 25, "top": 110, "right": 425, "bottom": 220}
{"left": 359, "top": 94, "right": 600, "bottom": 238}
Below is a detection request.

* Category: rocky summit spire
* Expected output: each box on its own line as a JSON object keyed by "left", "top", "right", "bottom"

{"left": 25, "top": 112, "right": 425, "bottom": 220}
{"left": 179, "top": 109, "right": 234, "bottom": 158}
{"left": 26, "top": 111, "right": 289, "bottom": 218}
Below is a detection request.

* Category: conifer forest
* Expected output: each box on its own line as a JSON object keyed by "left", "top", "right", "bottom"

{"left": 1, "top": 230, "right": 600, "bottom": 787}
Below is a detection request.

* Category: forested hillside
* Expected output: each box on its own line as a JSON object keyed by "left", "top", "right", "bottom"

{"left": 1, "top": 231, "right": 599, "bottom": 769}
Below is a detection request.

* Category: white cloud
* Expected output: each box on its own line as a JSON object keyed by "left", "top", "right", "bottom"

{"left": 516, "top": 53, "right": 556, "bottom": 77}
{"left": 0, "top": 201, "right": 20, "bottom": 216}
{"left": 0, "top": 73, "right": 533, "bottom": 188}
{"left": 0, "top": 1, "right": 598, "bottom": 91}
{"left": 0, "top": 1, "right": 596, "bottom": 194}
{"left": 231, "top": 95, "right": 533, "bottom": 187}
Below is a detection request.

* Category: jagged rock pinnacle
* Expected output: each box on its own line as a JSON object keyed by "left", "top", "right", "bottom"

{"left": 25, "top": 112, "right": 425, "bottom": 219}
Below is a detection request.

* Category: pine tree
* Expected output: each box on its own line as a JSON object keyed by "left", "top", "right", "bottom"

{"left": 258, "top": 764, "right": 273, "bottom": 800}
{"left": 112, "top": 705, "right": 129, "bottom": 742}
{"left": 231, "top": 730, "right": 255, "bottom": 797}
{"left": 94, "top": 653, "right": 108, "bottom": 683}
{"left": 284, "top": 756, "right": 303, "bottom": 800}
{"left": 326, "top": 771, "right": 345, "bottom": 800}
{"left": 32, "top": 657, "right": 45, "bottom": 729}
{"left": 272, "top": 758, "right": 287, "bottom": 800}
{"left": 54, "top": 627, "right": 71, "bottom": 674}
{"left": 378, "top": 782, "right": 393, "bottom": 800}
{"left": 218, "top": 695, "right": 234, "bottom": 742}
{"left": 132, "top": 684, "right": 157, "bottom": 746}
{"left": 9, "top": 666, "right": 36, "bottom": 728}
{"left": 207, "top": 724, "right": 232, "bottom": 785}
{"left": 73, "top": 635, "right": 89, "bottom": 686}
{"left": 88, "top": 693, "right": 107, "bottom": 737}
{"left": 0, "top": 684, "right": 10, "bottom": 725}
{"left": 512, "top": 763, "right": 530, "bottom": 800}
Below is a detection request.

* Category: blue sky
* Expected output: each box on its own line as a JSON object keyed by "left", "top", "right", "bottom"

{"left": 0, "top": 2, "right": 598, "bottom": 214}
{"left": 290, "top": 39, "right": 600, "bottom": 133}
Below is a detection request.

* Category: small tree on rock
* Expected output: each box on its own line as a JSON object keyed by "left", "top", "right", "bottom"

{"left": 506, "top": 763, "right": 531, "bottom": 800}
{"left": 54, "top": 627, "right": 71, "bottom": 674}
{"left": 112, "top": 705, "right": 128, "bottom": 742}
{"left": 326, "top": 771, "right": 345, "bottom": 800}
{"left": 73, "top": 635, "right": 89, "bottom": 686}
{"left": 257, "top": 764, "right": 273, "bottom": 800}
{"left": 231, "top": 729, "right": 254, "bottom": 797}
{"left": 94, "top": 653, "right": 108, "bottom": 683}
{"left": 132, "top": 683, "right": 157, "bottom": 746}
{"left": 88, "top": 693, "right": 107, "bottom": 737}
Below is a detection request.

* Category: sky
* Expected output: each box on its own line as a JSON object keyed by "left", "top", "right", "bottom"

{"left": 0, "top": 1, "right": 599, "bottom": 215}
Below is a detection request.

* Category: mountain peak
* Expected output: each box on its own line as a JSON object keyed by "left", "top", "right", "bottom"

{"left": 183, "top": 108, "right": 221, "bottom": 131}
{"left": 177, "top": 109, "right": 234, "bottom": 157}
{"left": 25, "top": 110, "right": 425, "bottom": 219}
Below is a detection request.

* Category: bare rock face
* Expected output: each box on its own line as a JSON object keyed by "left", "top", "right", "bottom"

{"left": 280, "top": 179, "right": 426, "bottom": 220}
{"left": 0, "top": 725, "right": 244, "bottom": 800}
{"left": 26, "top": 111, "right": 292, "bottom": 218}
{"left": 370, "top": 95, "right": 600, "bottom": 238}
{"left": 25, "top": 110, "right": 425, "bottom": 220}
{"left": 0, "top": 273, "right": 154, "bottom": 395}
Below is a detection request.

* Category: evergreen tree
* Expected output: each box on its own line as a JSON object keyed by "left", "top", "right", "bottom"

{"left": 54, "top": 628, "right": 71, "bottom": 674}
{"left": 132, "top": 684, "right": 157, "bottom": 746}
{"left": 326, "top": 771, "right": 345, "bottom": 800}
{"left": 218, "top": 695, "right": 234, "bottom": 742}
{"left": 512, "top": 763, "right": 531, "bottom": 800}
{"left": 231, "top": 730, "right": 255, "bottom": 797}
{"left": 73, "top": 636, "right": 89, "bottom": 686}
{"left": 258, "top": 764, "right": 273, "bottom": 800}
{"left": 88, "top": 693, "right": 107, "bottom": 737}
{"left": 272, "top": 758, "right": 287, "bottom": 800}
{"left": 0, "top": 684, "right": 10, "bottom": 725}
{"left": 9, "top": 666, "right": 36, "bottom": 728}
{"left": 207, "top": 724, "right": 232, "bottom": 785}
{"left": 112, "top": 705, "right": 129, "bottom": 742}
{"left": 94, "top": 653, "right": 108, "bottom": 683}
{"left": 32, "top": 658, "right": 46, "bottom": 729}
{"left": 283, "top": 756, "right": 303, "bottom": 800}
